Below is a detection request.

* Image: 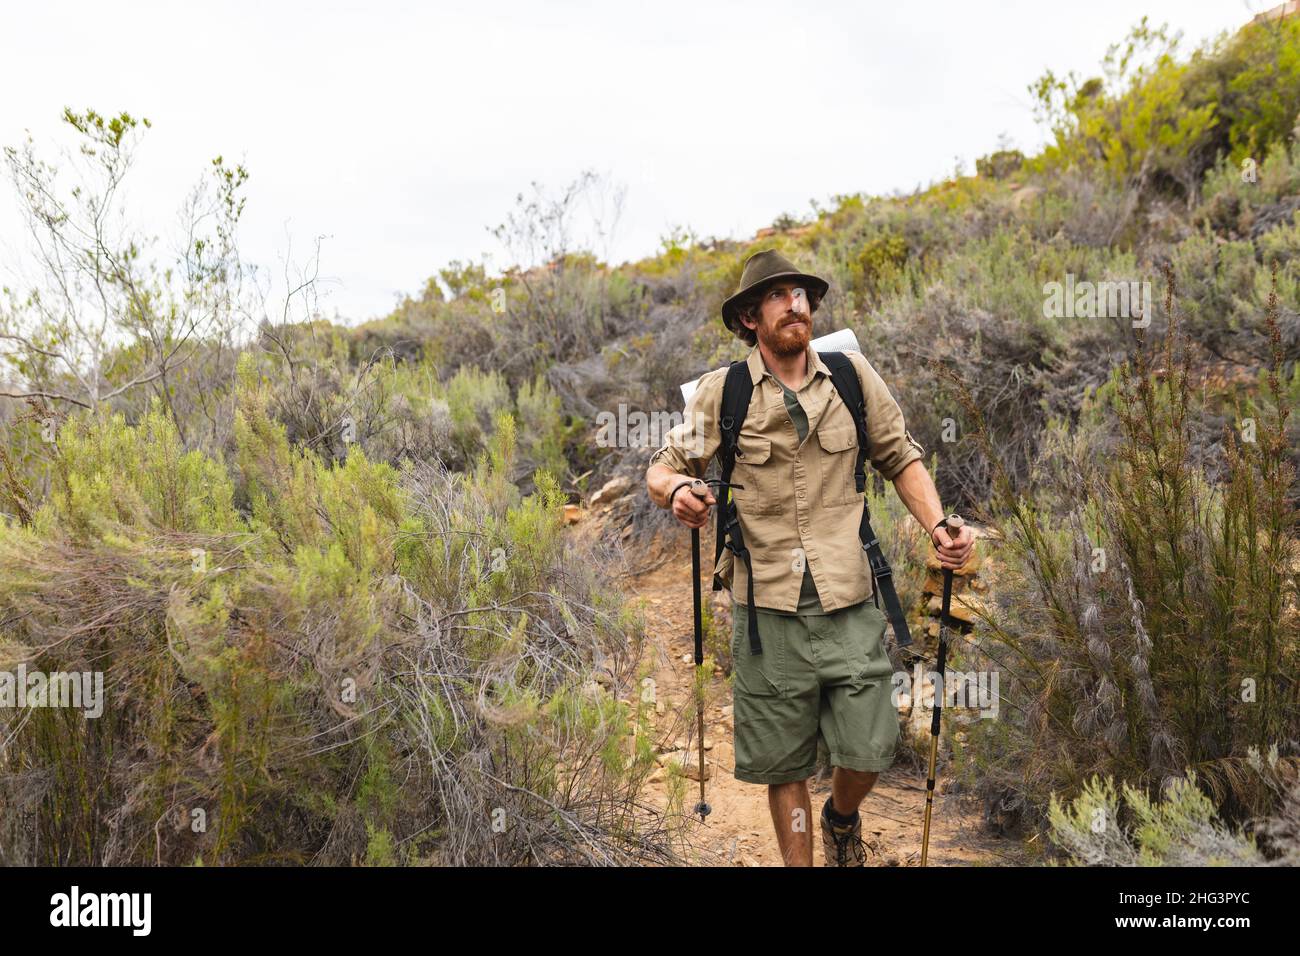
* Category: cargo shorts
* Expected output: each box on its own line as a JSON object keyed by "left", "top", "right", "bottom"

{"left": 730, "top": 599, "right": 901, "bottom": 785}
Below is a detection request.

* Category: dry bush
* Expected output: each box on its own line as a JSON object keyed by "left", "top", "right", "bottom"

{"left": 947, "top": 274, "right": 1299, "bottom": 839}
{"left": 0, "top": 378, "right": 687, "bottom": 865}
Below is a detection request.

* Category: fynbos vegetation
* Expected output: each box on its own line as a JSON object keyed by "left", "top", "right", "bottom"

{"left": 2, "top": 13, "right": 1298, "bottom": 865}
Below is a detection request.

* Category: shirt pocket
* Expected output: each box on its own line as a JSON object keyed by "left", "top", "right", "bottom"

{"left": 815, "top": 424, "right": 859, "bottom": 506}
{"left": 731, "top": 435, "right": 778, "bottom": 515}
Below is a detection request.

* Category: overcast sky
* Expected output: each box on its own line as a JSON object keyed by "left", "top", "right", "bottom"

{"left": 0, "top": 0, "right": 1267, "bottom": 324}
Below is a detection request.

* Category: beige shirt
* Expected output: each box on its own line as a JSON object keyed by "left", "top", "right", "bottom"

{"left": 647, "top": 343, "right": 924, "bottom": 613}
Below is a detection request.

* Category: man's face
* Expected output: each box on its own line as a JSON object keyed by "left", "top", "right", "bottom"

{"left": 743, "top": 280, "right": 811, "bottom": 357}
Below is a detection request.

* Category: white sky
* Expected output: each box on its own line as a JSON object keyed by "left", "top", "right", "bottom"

{"left": 0, "top": 0, "right": 1267, "bottom": 324}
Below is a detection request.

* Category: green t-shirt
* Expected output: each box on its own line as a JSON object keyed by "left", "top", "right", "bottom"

{"left": 775, "top": 374, "right": 825, "bottom": 615}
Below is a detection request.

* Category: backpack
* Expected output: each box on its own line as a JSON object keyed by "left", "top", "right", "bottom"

{"left": 713, "top": 350, "right": 913, "bottom": 655}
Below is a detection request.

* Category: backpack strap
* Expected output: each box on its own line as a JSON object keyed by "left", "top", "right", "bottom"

{"left": 818, "top": 351, "right": 869, "bottom": 493}
{"left": 714, "top": 360, "right": 764, "bottom": 656}
{"left": 818, "top": 351, "right": 914, "bottom": 649}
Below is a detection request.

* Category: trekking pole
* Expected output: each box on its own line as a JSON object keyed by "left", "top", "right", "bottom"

{"left": 920, "top": 513, "right": 964, "bottom": 867}
{"left": 687, "top": 478, "right": 713, "bottom": 822}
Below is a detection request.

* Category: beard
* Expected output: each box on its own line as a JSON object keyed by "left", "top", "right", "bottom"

{"left": 759, "top": 313, "right": 811, "bottom": 357}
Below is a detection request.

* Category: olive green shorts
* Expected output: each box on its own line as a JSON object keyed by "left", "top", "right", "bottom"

{"left": 730, "top": 599, "right": 901, "bottom": 785}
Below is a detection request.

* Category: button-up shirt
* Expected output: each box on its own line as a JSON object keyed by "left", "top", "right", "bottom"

{"left": 647, "top": 343, "right": 924, "bottom": 613}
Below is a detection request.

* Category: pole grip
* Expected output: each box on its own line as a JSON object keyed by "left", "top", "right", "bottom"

{"left": 689, "top": 479, "right": 712, "bottom": 667}
{"left": 934, "top": 514, "right": 963, "bottom": 731}
{"left": 938, "top": 513, "right": 964, "bottom": 613}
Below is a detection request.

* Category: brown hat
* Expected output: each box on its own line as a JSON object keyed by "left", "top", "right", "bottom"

{"left": 721, "top": 249, "right": 830, "bottom": 335}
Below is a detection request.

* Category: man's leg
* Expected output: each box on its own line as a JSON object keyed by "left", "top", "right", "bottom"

{"left": 813, "top": 603, "right": 900, "bottom": 865}
{"left": 731, "top": 603, "right": 822, "bottom": 865}
{"left": 768, "top": 779, "right": 813, "bottom": 866}
{"left": 830, "top": 766, "right": 879, "bottom": 817}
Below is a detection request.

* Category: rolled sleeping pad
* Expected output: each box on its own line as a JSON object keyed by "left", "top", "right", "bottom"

{"left": 679, "top": 327, "right": 861, "bottom": 406}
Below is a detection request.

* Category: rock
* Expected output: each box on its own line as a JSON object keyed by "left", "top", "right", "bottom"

{"left": 923, "top": 571, "right": 974, "bottom": 599}
{"left": 1012, "top": 185, "right": 1044, "bottom": 209}
{"left": 684, "top": 761, "right": 711, "bottom": 783}
{"left": 924, "top": 550, "right": 981, "bottom": 577}
{"left": 927, "top": 590, "right": 986, "bottom": 625}
{"left": 589, "top": 476, "right": 632, "bottom": 507}
{"left": 720, "top": 704, "right": 734, "bottom": 718}
{"left": 948, "top": 595, "right": 987, "bottom": 625}
{"left": 656, "top": 750, "right": 712, "bottom": 781}
{"left": 562, "top": 504, "right": 583, "bottom": 525}
{"left": 673, "top": 736, "right": 714, "bottom": 751}
{"left": 927, "top": 621, "right": 940, "bottom": 638}
{"left": 655, "top": 699, "right": 665, "bottom": 715}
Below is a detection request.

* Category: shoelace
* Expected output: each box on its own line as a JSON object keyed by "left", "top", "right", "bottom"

{"left": 829, "top": 821, "right": 865, "bottom": 866}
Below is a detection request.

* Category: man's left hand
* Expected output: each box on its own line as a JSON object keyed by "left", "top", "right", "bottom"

{"left": 932, "top": 520, "right": 975, "bottom": 570}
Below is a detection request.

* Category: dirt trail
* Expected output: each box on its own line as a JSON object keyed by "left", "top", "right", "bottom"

{"left": 621, "top": 533, "right": 1028, "bottom": 867}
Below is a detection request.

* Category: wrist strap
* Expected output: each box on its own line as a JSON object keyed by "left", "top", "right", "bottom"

{"left": 668, "top": 480, "right": 694, "bottom": 506}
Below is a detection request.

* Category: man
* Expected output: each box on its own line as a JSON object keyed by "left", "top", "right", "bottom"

{"left": 645, "top": 249, "right": 975, "bottom": 867}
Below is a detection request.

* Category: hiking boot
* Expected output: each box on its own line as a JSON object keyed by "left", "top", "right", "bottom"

{"left": 820, "top": 798, "right": 868, "bottom": 867}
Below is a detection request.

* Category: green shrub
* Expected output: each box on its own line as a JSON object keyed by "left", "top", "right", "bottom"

{"left": 443, "top": 364, "right": 511, "bottom": 464}
{"left": 949, "top": 274, "right": 1298, "bottom": 837}
{"left": 1048, "top": 772, "right": 1269, "bottom": 866}
{"left": 0, "top": 390, "right": 673, "bottom": 865}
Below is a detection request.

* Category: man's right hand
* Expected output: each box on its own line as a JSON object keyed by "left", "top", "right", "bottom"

{"left": 672, "top": 479, "right": 715, "bottom": 529}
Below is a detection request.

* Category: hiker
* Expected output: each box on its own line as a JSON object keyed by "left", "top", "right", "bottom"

{"left": 644, "top": 249, "right": 975, "bottom": 867}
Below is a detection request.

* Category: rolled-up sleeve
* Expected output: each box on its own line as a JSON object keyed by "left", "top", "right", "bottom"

{"left": 850, "top": 353, "right": 924, "bottom": 481}
{"left": 647, "top": 367, "right": 725, "bottom": 480}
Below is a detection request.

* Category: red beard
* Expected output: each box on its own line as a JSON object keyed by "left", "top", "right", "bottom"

{"left": 762, "top": 316, "right": 811, "bottom": 357}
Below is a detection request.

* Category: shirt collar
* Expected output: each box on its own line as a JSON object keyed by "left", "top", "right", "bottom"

{"left": 747, "top": 341, "right": 830, "bottom": 391}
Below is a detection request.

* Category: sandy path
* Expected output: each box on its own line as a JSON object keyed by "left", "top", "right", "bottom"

{"left": 623, "top": 534, "right": 1028, "bottom": 867}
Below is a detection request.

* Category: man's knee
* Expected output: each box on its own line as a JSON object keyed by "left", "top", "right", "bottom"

{"left": 835, "top": 767, "right": 880, "bottom": 786}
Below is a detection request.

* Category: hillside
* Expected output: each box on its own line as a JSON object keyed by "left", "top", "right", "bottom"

{"left": 1, "top": 14, "right": 1298, "bottom": 865}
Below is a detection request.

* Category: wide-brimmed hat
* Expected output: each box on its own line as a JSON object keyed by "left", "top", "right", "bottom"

{"left": 721, "top": 249, "right": 830, "bottom": 335}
